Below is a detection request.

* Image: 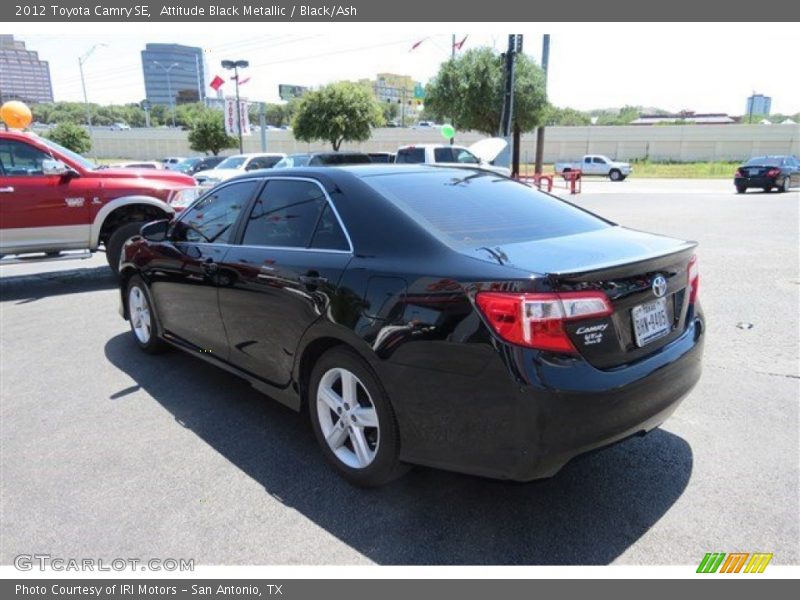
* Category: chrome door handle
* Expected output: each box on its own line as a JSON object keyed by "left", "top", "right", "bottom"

{"left": 0, "top": 187, "right": 14, "bottom": 193}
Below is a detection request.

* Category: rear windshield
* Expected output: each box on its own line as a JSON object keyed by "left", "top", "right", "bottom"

{"left": 312, "top": 153, "right": 372, "bottom": 165}
{"left": 745, "top": 157, "right": 782, "bottom": 167}
{"left": 365, "top": 171, "right": 610, "bottom": 248}
{"left": 396, "top": 148, "right": 426, "bottom": 164}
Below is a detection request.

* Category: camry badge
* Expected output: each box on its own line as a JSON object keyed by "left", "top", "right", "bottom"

{"left": 652, "top": 275, "right": 668, "bottom": 298}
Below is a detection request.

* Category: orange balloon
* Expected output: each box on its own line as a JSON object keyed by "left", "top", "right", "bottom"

{"left": 1, "top": 101, "right": 33, "bottom": 129}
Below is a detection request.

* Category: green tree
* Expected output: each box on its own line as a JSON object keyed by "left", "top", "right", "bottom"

{"left": 46, "top": 122, "right": 91, "bottom": 154}
{"left": 187, "top": 109, "right": 237, "bottom": 155}
{"left": 424, "top": 47, "right": 548, "bottom": 135}
{"left": 292, "top": 82, "right": 384, "bottom": 151}
{"left": 545, "top": 105, "right": 592, "bottom": 126}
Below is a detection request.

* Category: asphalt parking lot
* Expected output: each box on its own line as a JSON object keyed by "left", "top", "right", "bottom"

{"left": 1, "top": 178, "right": 797, "bottom": 566}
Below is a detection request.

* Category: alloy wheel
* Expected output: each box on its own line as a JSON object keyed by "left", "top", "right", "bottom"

{"left": 316, "top": 367, "right": 380, "bottom": 469}
{"left": 128, "top": 285, "right": 152, "bottom": 344}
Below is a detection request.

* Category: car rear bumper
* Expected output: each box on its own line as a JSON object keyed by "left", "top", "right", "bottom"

{"left": 387, "top": 312, "right": 704, "bottom": 481}
{"left": 735, "top": 175, "right": 778, "bottom": 188}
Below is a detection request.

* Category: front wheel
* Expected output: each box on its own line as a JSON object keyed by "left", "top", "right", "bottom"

{"left": 126, "top": 275, "right": 168, "bottom": 354}
{"left": 106, "top": 221, "right": 146, "bottom": 275}
{"left": 308, "top": 347, "right": 408, "bottom": 487}
{"left": 780, "top": 177, "right": 791, "bottom": 193}
{"left": 609, "top": 169, "right": 623, "bottom": 181}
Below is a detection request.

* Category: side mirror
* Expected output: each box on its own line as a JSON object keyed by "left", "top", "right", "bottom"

{"left": 141, "top": 219, "right": 170, "bottom": 242}
{"left": 42, "top": 159, "right": 70, "bottom": 176}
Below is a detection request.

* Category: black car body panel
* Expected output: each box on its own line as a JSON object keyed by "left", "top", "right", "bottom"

{"left": 120, "top": 165, "right": 705, "bottom": 481}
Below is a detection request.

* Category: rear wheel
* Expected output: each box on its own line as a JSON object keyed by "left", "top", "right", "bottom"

{"left": 609, "top": 169, "right": 623, "bottom": 182}
{"left": 308, "top": 347, "right": 408, "bottom": 487}
{"left": 781, "top": 177, "right": 791, "bottom": 193}
{"left": 106, "top": 221, "right": 146, "bottom": 275}
{"left": 126, "top": 275, "right": 167, "bottom": 354}
{"left": 736, "top": 185, "right": 747, "bottom": 194}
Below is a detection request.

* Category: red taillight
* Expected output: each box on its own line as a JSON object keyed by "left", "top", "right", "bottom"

{"left": 735, "top": 168, "right": 745, "bottom": 177}
{"left": 766, "top": 168, "right": 780, "bottom": 178}
{"left": 687, "top": 255, "right": 699, "bottom": 304}
{"left": 475, "top": 291, "right": 612, "bottom": 353}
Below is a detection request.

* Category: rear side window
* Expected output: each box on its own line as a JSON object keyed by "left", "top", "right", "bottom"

{"left": 745, "top": 156, "right": 781, "bottom": 167}
{"left": 433, "top": 147, "right": 455, "bottom": 163}
{"left": 365, "top": 171, "right": 609, "bottom": 248}
{"left": 242, "top": 179, "right": 347, "bottom": 250}
{"left": 396, "top": 148, "right": 425, "bottom": 164}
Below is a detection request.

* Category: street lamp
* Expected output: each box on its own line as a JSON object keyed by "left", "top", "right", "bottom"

{"left": 221, "top": 59, "right": 249, "bottom": 153}
{"left": 152, "top": 61, "right": 181, "bottom": 128}
{"left": 78, "top": 43, "right": 107, "bottom": 159}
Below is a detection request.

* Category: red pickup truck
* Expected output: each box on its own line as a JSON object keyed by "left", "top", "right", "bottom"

{"left": 0, "top": 130, "right": 197, "bottom": 274}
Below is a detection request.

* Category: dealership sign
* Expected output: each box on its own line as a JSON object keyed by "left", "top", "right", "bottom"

{"left": 224, "top": 97, "right": 251, "bottom": 136}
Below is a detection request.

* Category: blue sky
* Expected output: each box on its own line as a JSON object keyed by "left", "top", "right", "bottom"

{"left": 13, "top": 23, "right": 800, "bottom": 116}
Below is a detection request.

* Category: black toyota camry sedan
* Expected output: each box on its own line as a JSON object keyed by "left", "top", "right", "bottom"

{"left": 119, "top": 166, "right": 704, "bottom": 486}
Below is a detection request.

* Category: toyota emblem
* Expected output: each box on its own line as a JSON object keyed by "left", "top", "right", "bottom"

{"left": 652, "top": 275, "right": 668, "bottom": 298}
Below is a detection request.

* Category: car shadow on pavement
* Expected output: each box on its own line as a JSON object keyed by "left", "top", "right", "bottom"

{"left": 0, "top": 266, "right": 116, "bottom": 304}
{"left": 104, "top": 332, "right": 693, "bottom": 565}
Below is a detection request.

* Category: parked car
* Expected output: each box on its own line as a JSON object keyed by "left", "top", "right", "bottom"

{"left": 110, "top": 122, "right": 131, "bottom": 131}
{"left": 0, "top": 129, "right": 198, "bottom": 273}
{"left": 555, "top": 155, "right": 633, "bottom": 181}
{"left": 118, "top": 165, "right": 704, "bottom": 486}
{"left": 734, "top": 155, "right": 799, "bottom": 193}
{"left": 367, "top": 152, "right": 396, "bottom": 164}
{"left": 161, "top": 157, "right": 187, "bottom": 171}
{"left": 273, "top": 152, "right": 372, "bottom": 168}
{"left": 185, "top": 155, "right": 226, "bottom": 175}
{"left": 173, "top": 157, "right": 204, "bottom": 174}
{"left": 194, "top": 153, "right": 286, "bottom": 186}
{"left": 396, "top": 138, "right": 511, "bottom": 176}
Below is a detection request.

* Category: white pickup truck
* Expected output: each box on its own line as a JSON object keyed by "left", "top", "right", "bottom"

{"left": 555, "top": 154, "right": 633, "bottom": 181}
{"left": 396, "top": 138, "right": 511, "bottom": 176}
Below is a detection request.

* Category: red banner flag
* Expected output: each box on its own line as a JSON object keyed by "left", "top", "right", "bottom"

{"left": 409, "top": 38, "right": 426, "bottom": 52}
{"left": 454, "top": 35, "right": 469, "bottom": 51}
{"left": 209, "top": 75, "right": 225, "bottom": 91}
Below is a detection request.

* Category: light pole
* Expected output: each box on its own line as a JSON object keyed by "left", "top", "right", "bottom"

{"left": 221, "top": 59, "right": 249, "bottom": 154}
{"left": 78, "top": 43, "right": 106, "bottom": 159}
{"left": 152, "top": 61, "right": 181, "bottom": 128}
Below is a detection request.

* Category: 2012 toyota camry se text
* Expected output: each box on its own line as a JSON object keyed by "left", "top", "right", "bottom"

{"left": 118, "top": 165, "right": 704, "bottom": 487}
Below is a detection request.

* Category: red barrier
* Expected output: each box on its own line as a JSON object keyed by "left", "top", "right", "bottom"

{"left": 515, "top": 173, "right": 554, "bottom": 193}
{"left": 562, "top": 170, "right": 582, "bottom": 194}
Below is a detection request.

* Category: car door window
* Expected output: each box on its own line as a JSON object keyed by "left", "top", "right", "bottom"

{"left": 593, "top": 157, "right": 607, "bottom": 164}
{"left": 174, "top": 181, "right": 258, "bottom": 244}
{"left": 584, "top": 157, "right": 592, "bottom": 164}
{"left": 434, "top": 147, "right": 455, "bottom": 163}
{"left": 0, "top": 140, "right": 50, "bottom": 176}
{"left": 242, "top": 179, "right": 328, "bottom": 248}
{"left": 455, "top": 149, "right": 480, "bottom": 164}
{"left": 396, "top": 148, "right": 425, "bottom": 163}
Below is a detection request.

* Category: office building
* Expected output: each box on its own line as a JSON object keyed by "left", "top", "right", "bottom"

{"left": 141, "top": 43, "right": 205, "bottom": 106}
{"left": 0, "top": 35, "right": 54, "bottom": 104}
{"left": 746, "top": 94, "right": 771, "bottom": 116}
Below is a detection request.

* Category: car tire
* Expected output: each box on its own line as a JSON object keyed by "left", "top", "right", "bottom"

{"left": 308, "top": 346, "right": 409, "bottom": 487}
{"left": 126, "top": 275, "right": 168, "bottom": 354}
{"left": 609, "top": 169, "right": 623, "bottom": 182}
{"left": 781, "top": 177, "right": 791, "bottom": 193}
{"left": 736, "top": 185, "right": 747, "bottom": 194}
{"left": 106, "top": 221, "right": 145, "bottom": 275}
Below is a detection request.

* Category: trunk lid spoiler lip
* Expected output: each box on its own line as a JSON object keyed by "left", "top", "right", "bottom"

{"left": 545, "top": 242, "right": 698, "bottom": 278}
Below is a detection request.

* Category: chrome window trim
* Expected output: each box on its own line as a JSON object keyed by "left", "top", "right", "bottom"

{"left": 175, "top": 175, "right": 355, "bottom": 254}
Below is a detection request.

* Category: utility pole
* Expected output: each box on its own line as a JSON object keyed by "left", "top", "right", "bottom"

{"left": 748, "top": 90, "right": 755, "bottom": 124}
{"left": 450, "top": 34, "right": 456, "bottom": 145}
{"left": 78, "top": 43, "right": 106, "bottom": 160}
{"left": 221, "top": 59, "right": 249, "bottom": 154}
{"left": 499, "top": 34, "right": 522, "bottom": 170}
{"left": 534, "top": 34, "right": 550, "bottom": 174}
{"left": 259, "top": 102, "right": 267, "bottom": 152}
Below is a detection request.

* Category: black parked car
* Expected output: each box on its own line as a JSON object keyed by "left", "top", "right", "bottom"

{"left": 185, "top": 155, "right": 226, "bottom": 175}
{"left": 734, "top": 155, "right": 799, "bottom": 193}
{"left": 274, "top": 152, "right": 372, "bottom": 168}
{"left": 119, "top": 166, "right": 704, "bottom": 486}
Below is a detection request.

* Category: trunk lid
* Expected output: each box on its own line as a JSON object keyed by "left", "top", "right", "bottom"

{"left": 466, "top": 227, "right": 698, "bottom": 368}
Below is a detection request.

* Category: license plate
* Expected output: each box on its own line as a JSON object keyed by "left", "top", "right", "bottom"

{"left": 632, "top": 297, "right": 670, "bottom": 347}
{"left": 749, "top": 168, "right": 760, "bottom": 176}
